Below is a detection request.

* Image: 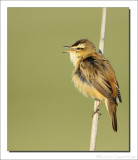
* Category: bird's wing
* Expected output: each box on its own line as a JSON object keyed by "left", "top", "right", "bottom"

{"left": 79, "top": 57, "right": 117, "bottom": 104}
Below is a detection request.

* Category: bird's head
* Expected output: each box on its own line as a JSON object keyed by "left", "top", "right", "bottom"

{"left": 63, "top": 39, "right": 96, "bottom": 66}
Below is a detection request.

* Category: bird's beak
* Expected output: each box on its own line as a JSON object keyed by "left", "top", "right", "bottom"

{"left": 63, "top": 46, "right": 76, "bottom": 53}
{"left": 63, "top": 46, "right": 72, "bottom": 48}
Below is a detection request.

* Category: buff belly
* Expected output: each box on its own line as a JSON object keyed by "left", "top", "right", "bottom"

{"left": 73, "top": 75, "right": 105, "bottom": 101}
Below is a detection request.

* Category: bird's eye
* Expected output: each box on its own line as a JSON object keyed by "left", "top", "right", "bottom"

{"left": 76, "top": 47, "right": 81, "bottom": 50}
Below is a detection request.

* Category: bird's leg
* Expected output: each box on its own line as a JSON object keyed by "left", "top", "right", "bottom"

{"left": 92, "top": 100, "right": 103, "bottom": 118}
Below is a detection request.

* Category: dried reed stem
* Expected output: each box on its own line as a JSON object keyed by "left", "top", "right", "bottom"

{"left": 90, "top": 8, "right": 107, "bottom": 151}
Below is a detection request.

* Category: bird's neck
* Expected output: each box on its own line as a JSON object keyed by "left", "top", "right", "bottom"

{"left": 69, "top": 51, "right": 96, "bottom": 67}
{"left": 69, "top": 53, "right": 81, "bottom": 66}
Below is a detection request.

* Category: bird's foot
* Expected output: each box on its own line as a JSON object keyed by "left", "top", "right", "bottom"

{"left": 92, "top": 109, "right": 102, "bottom": 118}
{"left": 98, "top": 112, "right": 102, "bottom": 119}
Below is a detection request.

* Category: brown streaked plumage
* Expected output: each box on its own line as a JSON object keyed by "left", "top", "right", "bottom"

{"left": 63, "top": 39, "right": 122, "bottom": 132}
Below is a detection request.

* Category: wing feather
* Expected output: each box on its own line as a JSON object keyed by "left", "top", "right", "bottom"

{"left": 79, "top": 57, "right": 117, "bottom": 104}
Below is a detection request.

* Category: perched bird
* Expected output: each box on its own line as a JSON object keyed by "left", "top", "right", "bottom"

{"left": 63, "top": 39, "right": 122, "bottom": 132}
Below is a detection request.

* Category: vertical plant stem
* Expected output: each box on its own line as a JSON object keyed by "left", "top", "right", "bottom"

{"left": 90, "top": 7, "right": 107, "bottom": 151}
{"left": 99, "top": 8, "right": 107, "bottom": 54}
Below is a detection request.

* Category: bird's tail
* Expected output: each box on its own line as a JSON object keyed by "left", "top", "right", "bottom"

{"left": 105, "top": 99, "right": 117, "bottom": 132}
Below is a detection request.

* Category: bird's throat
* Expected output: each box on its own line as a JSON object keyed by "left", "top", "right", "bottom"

{"left": 69, "top": 53, "right": 80, "bottom": 66}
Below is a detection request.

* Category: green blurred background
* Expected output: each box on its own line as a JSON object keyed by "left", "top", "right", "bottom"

{"left": 8, "top": 8, "right": 129, "bottom": 151}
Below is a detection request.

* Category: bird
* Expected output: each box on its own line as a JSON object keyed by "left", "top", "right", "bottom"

{"left": 63, "top": 39, "right": 122, "bottom": 132}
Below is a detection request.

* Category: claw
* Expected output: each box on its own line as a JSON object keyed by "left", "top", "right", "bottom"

{"left": 92, "top": 110, "right": 102, "bottom": 118}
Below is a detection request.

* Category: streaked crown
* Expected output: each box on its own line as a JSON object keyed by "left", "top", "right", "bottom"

{"left": 71, "top": 39, "right": 96, "bottom": 51}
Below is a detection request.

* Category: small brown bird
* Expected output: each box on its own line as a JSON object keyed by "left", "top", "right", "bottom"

{"left": 63, "top": 39, "right": 122, "bottom": 132}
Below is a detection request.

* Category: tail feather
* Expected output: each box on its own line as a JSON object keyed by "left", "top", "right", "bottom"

{"left": 117, "top": 88, "right": 122, "bottom": 103}
{"left": 106, "top": 100, "right": 117, "bottom": 132}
